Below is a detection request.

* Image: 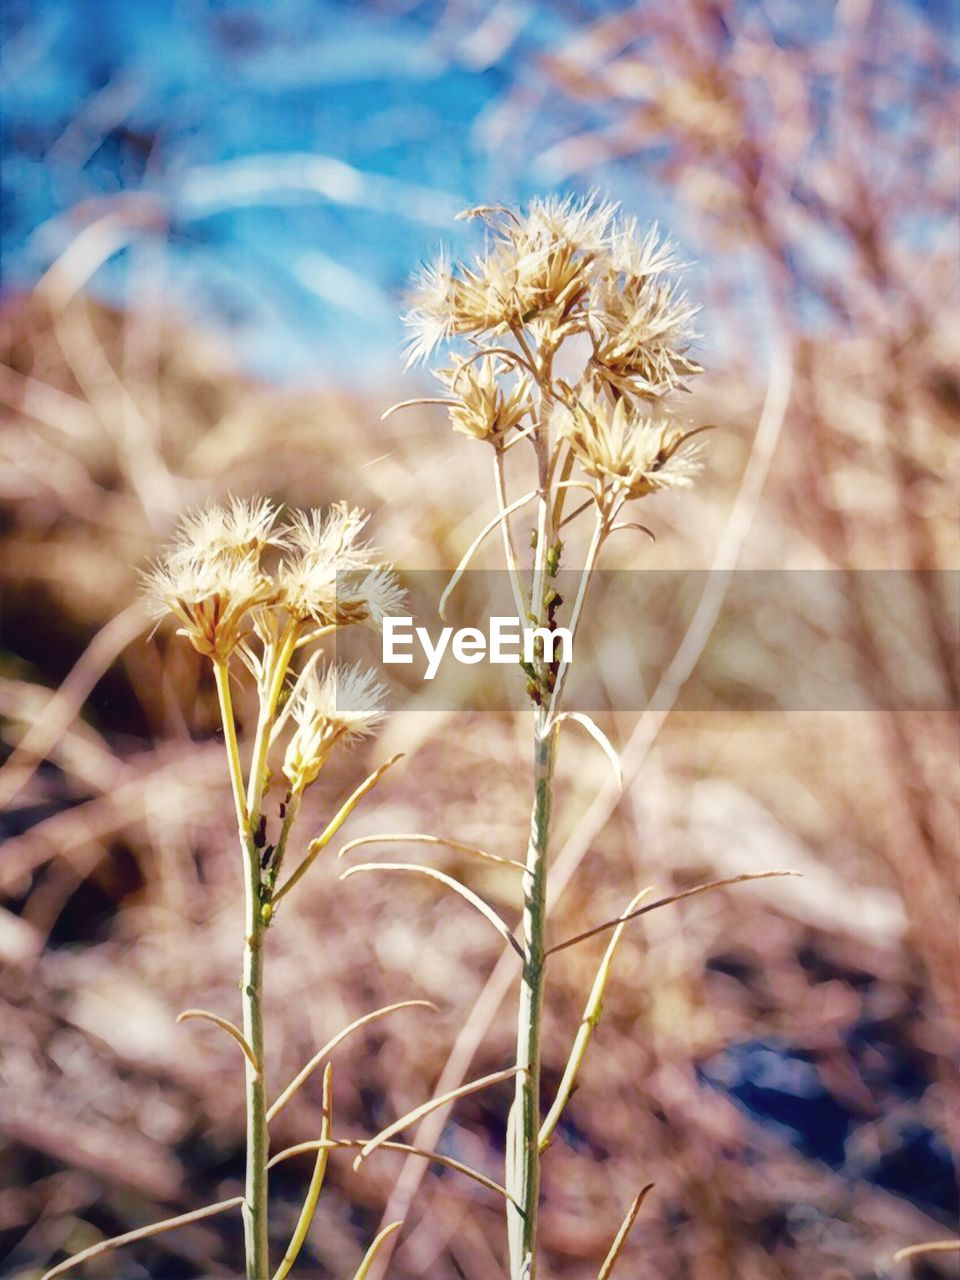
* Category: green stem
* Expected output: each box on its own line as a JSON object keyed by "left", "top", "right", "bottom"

{"left": 241, "top": 832, "right": 269, "bottom": 1280}
{"left": 213, "top": 660, "right": 269, "bottom": 1280}
{"left": 507, "top": 713, "right": 556, "bottom": 1279}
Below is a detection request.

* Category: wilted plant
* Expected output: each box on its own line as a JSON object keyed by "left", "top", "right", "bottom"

{"left": 381, "top": 197, "right": 787, "bottom": 1279}
{"left": 42, "top": 497, "right": 427, "bottom": 1280}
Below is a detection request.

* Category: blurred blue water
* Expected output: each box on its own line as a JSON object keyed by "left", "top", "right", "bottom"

{"left": 0, "top": 0, "right": 616, "bottom": 382}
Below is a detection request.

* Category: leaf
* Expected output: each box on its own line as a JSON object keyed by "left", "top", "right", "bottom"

{"left": 268, "top": 1137, "right": 510, "bottom": 1201}
{"left": 547, "top": 871, "right": 801, "bottom": 957}
{"left": 892, "top": 1240, "right": 960, "bottom": 1262}
{"left": 597, "top": 1185, "right": 655, "bottom": 1280}
{"left": 41, "top": 1198, "right": 244, "bottom": 1280}
{"left": 351, "top": 1222, "right": 403, "bottom": 1280}
{"left": 176, "top": 1009, "right": 259, "bottom": 1073}
{"left": 439, "top": 489, "right": 538, "bottom": 619}
{"left": 539, "top": 887, "right": 652, "bottom": 1150}
{"left": 552, "top": 712, "right": 623, "bottom": 791}
{"left": 354, "top": 1066, "right": 519, "bottom": 1169}
{"left": 268, "top": 999, "right": 436, "bottom": 1124}
{"left": 272, "top": 754, "right": 404, "bottom": 905}
{"left": 381, "top": 397, "right": 459, "bottom": 420}
{"left": 340, "top": 862, "right": 523, "bottom": 959}
{"left": 272, "top": 1063, "right": 333, "bottom": 1280}
{"left": 338, "top": 831, "right": 525, "bottom": 872}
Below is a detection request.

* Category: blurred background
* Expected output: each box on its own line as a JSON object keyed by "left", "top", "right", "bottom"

{"left": 0, "top": 2, "right": 957, "bottom": 1278}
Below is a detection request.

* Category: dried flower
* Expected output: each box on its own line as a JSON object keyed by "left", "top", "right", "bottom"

{"left": 279, "top": 502, "right": 399, "bottom": 628}
{"left": 436, "top": 356, "right": 532, "bottom": 445}
{"left": 168, "top": 496, "right": 284, "bottom": 567}
{"left": 558, "top": 385, "right": 702, "bottom": 500}
{"left": 282, "top": 663, "right": 386, "bottom": 792}
{"left": 143, "top": 552, "right": 278, "bottom": 661}
{"left": 589, "top": 271, "right": 701, "bottom": 399}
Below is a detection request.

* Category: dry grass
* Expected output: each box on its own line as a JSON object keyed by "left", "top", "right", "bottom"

{"left": 1, "top": 2, "right": 957, "bottom": 1275}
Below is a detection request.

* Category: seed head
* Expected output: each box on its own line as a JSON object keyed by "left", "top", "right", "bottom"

{"left": 279, "top": 503, "right": 399, "bottom": 627}
{"left": 282, "top": 664, "right": 386, "bottom": 792}
{"left": 168, "top": 496, "right": 284, "bottom": 567}
{"left": 142, "top": 551, "right": 278, "bottom": 661}
{"left": 436, "top": 356, "right": 533, "bottom": 445}
{"left": 558, "top": 385, "right": 702, "bottom": 501}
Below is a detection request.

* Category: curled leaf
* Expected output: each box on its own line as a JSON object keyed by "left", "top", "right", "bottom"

{"left": 351, "top": 1222, "right": 403, "bottom": 1280}
{"left": 552, "top": 712, "right": 623, "bottom": 791}
{"left": 176, "top": 1009, "right": 259, "bottom": 1073}
{"left": 341, "top": 862, "right": 523, "bottom": 959}
{"left": 539, "top": 887, "right": 651, "bottom": 1150}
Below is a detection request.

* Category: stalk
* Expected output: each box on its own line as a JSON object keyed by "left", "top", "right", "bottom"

{"left": 214, "top": 660, "right": 270, "bottom": 1280}
{"left": 240, "top": 835, "right": 269, "bottom": 1280}
{"left": 506, "top": 399, "right": 556, "bottom": 1278}
{"left": 507, "top": 711, "right": 556, "bottom": 1278}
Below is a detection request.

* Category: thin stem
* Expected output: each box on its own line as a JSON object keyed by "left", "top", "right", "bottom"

{"left": 247, "top": 623, "right": 298, "bottom": 822}
{"left": 493, "top": 447, "right": 530, "bottom": 625}
{"left": 506, "top": 712, "right": 556, "bottom": 1280}
{"left": 213, "top": 657, "right": 269, "bottom": 1280}
{"left": 267, "top": 790, "right": 301, "bottom": 891}
{"left": 241, "top": 828, "right": 270, "bottom": 1280}
{"left": 548, "top": 510, "right": 606, "bottom": 717}
{"left": 213, "top": 660, "right": 248, "bottom": 830}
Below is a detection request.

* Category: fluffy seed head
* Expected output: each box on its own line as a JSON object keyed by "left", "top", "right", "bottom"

{"left": 282, "top": 664, "right": 386, "bottom": 792}
{"left": 279, "top": 503, "right": 394, "bottom": 626}
{"left": 168, "top": 496, "right": 284, "bottom": 567}
{"left": 558, "top": 385, "right": 702, "bottom": 500}
{"left": 436, "top": 356, "right": 533, "bottom": 444}
{"left": 142, "top": 552, "right": 278, "bottom": 660}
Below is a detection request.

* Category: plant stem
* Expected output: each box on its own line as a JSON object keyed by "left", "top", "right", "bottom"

{"left": 507, "top": 711, "right": 555, "bottom": 1279}
{"left": 241, "top": 841, "right": 269, "bottom": 1280}
{"left": 214, "top": 660, "right": 269, "bottom": 1280}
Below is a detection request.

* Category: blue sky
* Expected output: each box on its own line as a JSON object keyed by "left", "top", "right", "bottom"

{"left": 1, "top": 0, "right": 638, "bottom": 382}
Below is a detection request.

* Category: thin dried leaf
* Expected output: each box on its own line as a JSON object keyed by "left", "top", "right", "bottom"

{"left": 272, "top": 1064, "right": 333, "bottom": 1280}
{"left": 176, "top": 1009, "right": 259, "bottom": 1073}
{"left": 338, "top": 831, "right": 525, "bottom": 871}
{"left": 352, "top": 1222, "right": 403, "bottom": 1280}
{"left": 597, "top": 1184, "right": 655, "bottom": 1280}
{"left": 341, "top": 862, "right": 523, "bottom": 959}
{"left": 268, "top": 1137, "right": 510, "bottom": 1201}
{"left": 552, "top": 712, "right": 623, "bottom": 790}
{"left": 439, "top": 489, "right": 538, "bottom": 619}
{"left": 539, "top": 887, "right": 652, "bottom": 1150}
{"left": 354, "top": 1066, "right": 519, "bottom": 1169}
{"left": 268, "top": 999, "right": 436, "bottom": 1123}
{"left": 547, "top": 871, "right": 800, "bottom": 956}
{"left": 41, "top": 1198, "right": 244, "bottom": 1280}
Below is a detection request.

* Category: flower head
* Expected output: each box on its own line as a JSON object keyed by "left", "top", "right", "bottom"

{"left": 404, "top": 195, "right": 620, "bottom": 363}
{"left": 589, "top": 274, "right": 700, "bottom": 400}
{"left": 558, "top": 385, "right": 702, "bottom": 501}
{"left": 142, "top": 551, "right": 278, "bottom": 660}
{"left": 168, "top": 496, "right": 284, "bottom": 567}
{"left": 282, "top": 663, "right": 386, "bottom": 792}
{"left": 436, "top": 356, "right": 532, "bottom": 445}
{"left": 279, "top": 503, "right": 387, "bottom": 626}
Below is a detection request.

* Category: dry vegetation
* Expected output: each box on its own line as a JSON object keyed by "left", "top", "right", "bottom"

{"left": 0, "top": 1, "right": 957, "bottom": 1278}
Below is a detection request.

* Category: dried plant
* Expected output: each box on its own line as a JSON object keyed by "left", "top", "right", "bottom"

{"left": 384, "top": 197, "right": 792, "bottom": 1279}
{"left": 41, "top": 497, "right": 423, "bottom": 1280}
